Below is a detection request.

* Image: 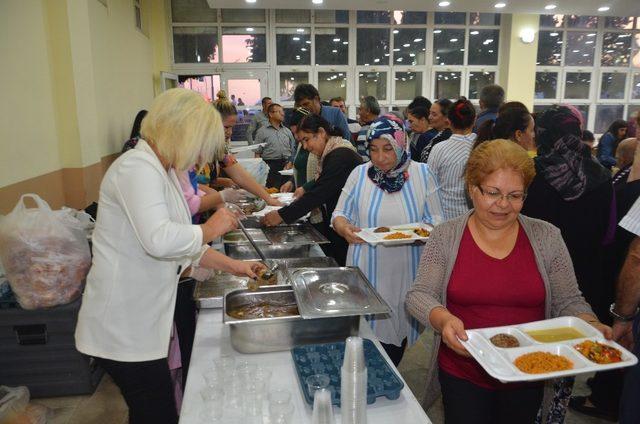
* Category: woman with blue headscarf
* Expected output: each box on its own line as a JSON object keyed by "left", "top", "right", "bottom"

{"left": 332, "top": 114, "right": 444, "bottom": 365}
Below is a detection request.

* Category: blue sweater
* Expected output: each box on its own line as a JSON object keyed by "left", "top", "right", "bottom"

{"left": 597, "top": 132, "right": 617, "bottom": 169}
{"left": 320, "top": 105, "right": 352, "bottom": 141}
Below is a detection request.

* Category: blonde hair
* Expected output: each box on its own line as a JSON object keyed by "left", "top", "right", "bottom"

{"left": 140, "top": 88, "right": 225, "bottom": 171}
{"left": 465, "top": 139, "right": 536, "bottom": 191}
{"left": 213, "top": 90, "right": 237, "bottom": 119}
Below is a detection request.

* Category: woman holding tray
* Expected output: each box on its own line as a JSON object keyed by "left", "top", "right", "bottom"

{"left": 405, "top": 139, "right": 612, "bottom": 424}
{"left": 261, "top": 114, "right": 362, "bottom": 265}
{"left": 331, "top": 114, "right": 444, "bottom": 365}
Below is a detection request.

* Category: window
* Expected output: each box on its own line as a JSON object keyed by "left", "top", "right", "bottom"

{"left": 276, "top": 28, "right": 310, "bottom": 65}
{"left": 394, "top": 11, "right": 427, "bottom": 25}
{"left": 537, "top": 31, "right": 563, "bottom": 65}
{"left": 279, "top": 72, "right": 309, "bottom": 102}
{"left": 275, "top": 9, "right": 310, "bottom": 23}
{"left": 468, "top": 29, "right": 499, "bottom": 65}
{"left": 393, "top": 29, "right": 426, "bottom": 66}
{"left": 535, "top": 15, "right": 640, "bottom": 132}
{"left": 134, "top": 0, "right": 142, "bottom": 31}
{"left": 468, "top": 72, "right": 495, "bottom": 99}
{"left": 171, "top": 0, "right": 217, "bottom": 22}
{"left": 315, "top": 10, "right": 349, "bottom": 24}
{"left": 173, "top": 27, "right": 218, "bottom": 63}
{"left": 469, "top": 13, "right": 501, "bottom": 26}
{"left": 318, "top": 72, "right": 347, "bottom": 101}
{"left": 535, "top": 72, "right": 558, "bottom": 99}
{"left": 357, "top": 29, "right": 390, "bottom": 66}
{"left": 564, "top": 72, "right": 591, "bottom": 99}
{"left": 435, "top": 12, "right": 465, "bottom": 25}
{"left": 221, "top": 9, "right": 265, "bottom": 23}
{"left": 315, "top": 28, "right": 348, "bottom": 65}
{"left": 222, "top": 27, "right": 266, "bottom": 63}
{"left": 357, "top": 11, "right": 391, "bottom": 24}
{"left": 359, "top": 72, "right": 387, "bottom": 100}
{"left": 395, "top": 72, "right": 422, "bottom": 100}
{"left": 435, "top": 72, "right": 461, "bottom": 99}
{"left": 433, "top": 29, "right": 465, "bottom": 65}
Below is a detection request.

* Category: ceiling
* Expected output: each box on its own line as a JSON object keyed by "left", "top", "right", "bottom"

{"left": 207, "top": 0, "right": 640, "bottom": 16}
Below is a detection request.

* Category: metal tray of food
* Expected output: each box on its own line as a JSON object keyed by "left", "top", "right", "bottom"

{"left": 288, "top": 267, "right": 391, "bottom": 319}
{"left": 194, "top": 257, "right": 338, "bottom": 308}
{"left": 222, "top": 228, "right": 269, "bottom": 244}
{"left": 225, "top": 243, "right": 312, "bottom": 260}
{"left": 263, "top": 223, "right": 329, "bottom": 245}
{"left": 194, "top": 260, "right": 287, "bottom": 309}
{"left": 223, "top": 286, "right": 359, "bottom": 353}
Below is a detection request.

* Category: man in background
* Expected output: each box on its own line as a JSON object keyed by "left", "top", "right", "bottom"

{"left": 252, "top": 103, "right": 296, "bottom": 189}
{"left": 246, "top": 96, "right": 273, "bottom": 144}
{"left": 355, "top": 96, "right": 380, "bottom": 161}
{"left": 294, "top": 84, "right": 351, "bottom": 141}
{"left": 474, "top": 84, "right": 505, "bottom": 132}
{"left": 330, "top": 96, "right": 358, "bottom": 124}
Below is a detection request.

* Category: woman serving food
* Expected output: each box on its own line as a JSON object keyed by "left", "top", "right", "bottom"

{"left": 405, "top": 139, "right": 611, "bottom": 424}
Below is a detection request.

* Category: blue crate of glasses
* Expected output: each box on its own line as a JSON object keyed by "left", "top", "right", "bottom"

{"left": 291, "top": 338, "right": 404, "bottom": 406}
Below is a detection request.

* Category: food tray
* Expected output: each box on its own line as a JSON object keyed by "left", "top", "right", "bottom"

{"left": 271, "top": 192, "right": 295, "bottom": 205}
{"left": 357, "top": 222, "right": 433, "bottom": 246}
{"left": 279, "top": 169, "right": 294, "bottom": 176}
{"left": 460, "top": 317, "right": 638, "bottom": 383}
{"left": 263, "top": 223, "right": 329, "bottom": 245}
{"left": 291, "top": 339, "right": 404, "bottom": 406}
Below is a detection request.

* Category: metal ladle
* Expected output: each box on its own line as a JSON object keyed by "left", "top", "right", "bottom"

{"left": 226, "top": 203, "right": 279, "bottom": 280}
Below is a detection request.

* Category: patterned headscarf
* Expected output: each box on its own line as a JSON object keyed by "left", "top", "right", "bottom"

{"left": 535, "top": 105, "right": 610, "bottom": 201}
{"left": 366, "top": 114, "right": 410, "bottom": 193}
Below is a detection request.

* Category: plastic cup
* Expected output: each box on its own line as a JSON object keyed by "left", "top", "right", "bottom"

{"left": 200, "top": 387, "right": 224, "bottom": 422}
{"left": 311, "top": 388, "right": 335, "bottom": 424}
{"left": 268, "top": 388, "right": 292, "bottom": 416}
{"left": 203, "top": 368, "right": 223, "bottom": 388}
{"left": 255, "top": 367, "right": 273, "bottom": 390}
{"left": 214, "top": 355, "right": 236, "bottom": 375}
{"left": 236, "top": 362, "right": 258, "bottom": 384}
{"left": 305, "top": 374, "right": 331, "bottom": 398}
{"left": 243, "top": 380, "right": 266, "bottom": 418}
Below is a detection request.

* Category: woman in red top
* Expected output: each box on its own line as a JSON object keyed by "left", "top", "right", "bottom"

{"left": 406, "top": 139, "right": 612, "bottom": 423}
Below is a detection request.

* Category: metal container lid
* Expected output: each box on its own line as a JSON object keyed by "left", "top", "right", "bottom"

{"left": 263, "top": 224, "right": 329, "bottom": 245}
{"left": 288, "top": 267, "right": 391, "bottom": 319}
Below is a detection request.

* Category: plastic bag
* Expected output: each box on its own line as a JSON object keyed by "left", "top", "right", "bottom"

{"left": 0, "top": 194, "right": 91, "bottom": 310}
{"left": 236, "top": 158, "right": 269, "bottom": 186}
{"left": 0, "top": 386, "right": 29, "bottom": 421}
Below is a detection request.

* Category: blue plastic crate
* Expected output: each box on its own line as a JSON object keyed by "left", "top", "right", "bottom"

{"left": 291, "top": 338, "right": 404, "bottom": 406}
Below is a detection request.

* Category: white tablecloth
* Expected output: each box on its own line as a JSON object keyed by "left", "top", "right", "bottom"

{"left": 179, "top": 309, "right": 432, "bottom": 423}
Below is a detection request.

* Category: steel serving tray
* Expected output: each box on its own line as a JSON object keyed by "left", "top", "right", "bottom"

{"left": 288, "top": 267, "right": 391, "bottom": 319}
{"left": 262, "top": 223, "right": 329, "bottom": 245}
{"left": 223, "top": 286, "right": 359, "bottom": 353}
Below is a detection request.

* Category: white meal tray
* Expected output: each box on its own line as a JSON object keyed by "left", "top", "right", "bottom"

{"left": 271, "top": 192, "right": 295, "bottom": 205}
{"left": 357, "top": 222, "right": 433, "bottom": 246}
{"left": 278, "top": 169, "right": 294, "bottom": 176}
{"left": 460, "top": 316, "right": 638, "bottom": 383}
{"left": 229, "top": 143, "right": 266, "bottom": 154}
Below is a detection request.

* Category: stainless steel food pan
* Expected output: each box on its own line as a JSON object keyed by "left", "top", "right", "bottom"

{"left": 225, "top": 243, "right": 311, "bottom": 259}
{"left": 223, "top": 287, "right": 359, "bottom": 353}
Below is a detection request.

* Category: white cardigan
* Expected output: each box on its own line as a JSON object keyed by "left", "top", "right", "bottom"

{"left": 75, "top": 140, "right": 203, "bottom": 362}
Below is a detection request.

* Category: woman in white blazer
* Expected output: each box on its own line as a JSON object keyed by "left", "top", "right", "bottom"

{"left": 75, "top": 89, "right": 262, "bottom": 424}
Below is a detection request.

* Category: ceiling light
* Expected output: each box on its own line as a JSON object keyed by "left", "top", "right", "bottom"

{"left": 544, "top": 4, "right": 557, "bottom": 10}
{"left": 393, "top": 48, "right": 400, "bottom": 51}
{"left": 397, "top": 57, "right": 404, "bottom": 62}
{"left": 598, "top": 6, "right": 610, "bottom": 12}
{"left": 332, "top": 49, "right": 337, "bottom": 53}
{"left": 333, "top": 38, "right": 340, "bottom": 42}
{"left": 587, "top": 33, "right": 596, "bottom": 37}
{"left": 414, "top": 38, "right": 423, "bottom": 42}
{"left": 342, "top": 41, "right": 348, "bottom": 45}
{"left": 586, "top": 40, "right": 594, "bottom": 44}
{"left": 290, "top": 77, "right": 295, "bottom": 80}
{"left": 434, "top": 30, "right": 442, "bottom": 34}
{"left": 450, "top": 38, "right": 458, "bottom": 42}
{"left": 550, "top": 32, "right": 559, "bottom": 36}
{"left": 293, "top": 37, "right": 300, "bottom": 41}
{"left": 296, "top": 28, "right": 305, "bottom": 33}
{"left": 393, "top": 30, "right": 399, "bottom": 34}
{"left": 246, "top": 27, "right": 254, "bottom": 32}
{"left": 301, "top": 48, "right": 307, "bottom": 51}
{"left": 245, "top": 0, "right": 257, "bottom": 3}
{"left": 403, "top": 43, "right": 410, "bottom": 47}
{"left": 438, "top": 1, "right": 451, "bottom": 7}
{"left": 312, "top": 0, "right": 323, "bottom": 4}
{"left": 374, "top": 58, "right": 380, "bottom": 62}
{"left": 470, "top": 30, "right": 479, "bottom": 35}
{"left": 494, "top": 3, "right": 506, "bottom": 8}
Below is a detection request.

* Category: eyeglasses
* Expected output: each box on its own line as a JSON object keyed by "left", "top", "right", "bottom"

{"left": 477, "top": 185, "right": 527, "bottom": 204}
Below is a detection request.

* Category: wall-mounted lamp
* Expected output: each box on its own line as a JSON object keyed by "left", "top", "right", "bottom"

{"left": 519, "top": 28, "right": 536, "bottom": 44}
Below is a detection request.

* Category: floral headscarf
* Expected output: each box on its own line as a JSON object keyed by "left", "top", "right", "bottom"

{"left": 366, "top": 114, "right": 410, "bottom": 193}
{"left": 535, "top": 105, "right": 610, "bottom": 201}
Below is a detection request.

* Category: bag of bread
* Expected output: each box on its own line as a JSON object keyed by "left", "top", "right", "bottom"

{"left": 0, "top": 194, "right": 91, "bottom": 309}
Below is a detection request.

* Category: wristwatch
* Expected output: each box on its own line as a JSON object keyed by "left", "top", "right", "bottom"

{"left": 609, "top": 303, "right": 639, "bottom": 322}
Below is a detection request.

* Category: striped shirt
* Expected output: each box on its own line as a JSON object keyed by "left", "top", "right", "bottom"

{"left": 620, "top": 197, "right": 640, "bottom": 237}
{"left": 426, "top": 132, "right": 477, "bottom": 221}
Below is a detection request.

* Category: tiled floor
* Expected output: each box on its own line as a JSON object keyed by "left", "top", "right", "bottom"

{"left": 37, "top": 372, "right": 615, "bottom": 424}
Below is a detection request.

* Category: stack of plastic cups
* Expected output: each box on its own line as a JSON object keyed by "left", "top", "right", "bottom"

{"left": 311, "top": 388, "right": 335, "bottom": 424}
{"left": 340, "top": 336, "right": 367, "bottom": 424}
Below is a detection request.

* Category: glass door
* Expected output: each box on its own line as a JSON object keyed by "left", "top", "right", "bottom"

{"left": 221, "top": 70, "right": 268, "bottom": 141}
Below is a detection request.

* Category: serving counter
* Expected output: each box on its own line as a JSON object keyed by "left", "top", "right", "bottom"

{"left": 179, "top": 310, "right": 432, "bottom": 424}
{"left": 179, "top": 243, "right": 432, "bottom": 423}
